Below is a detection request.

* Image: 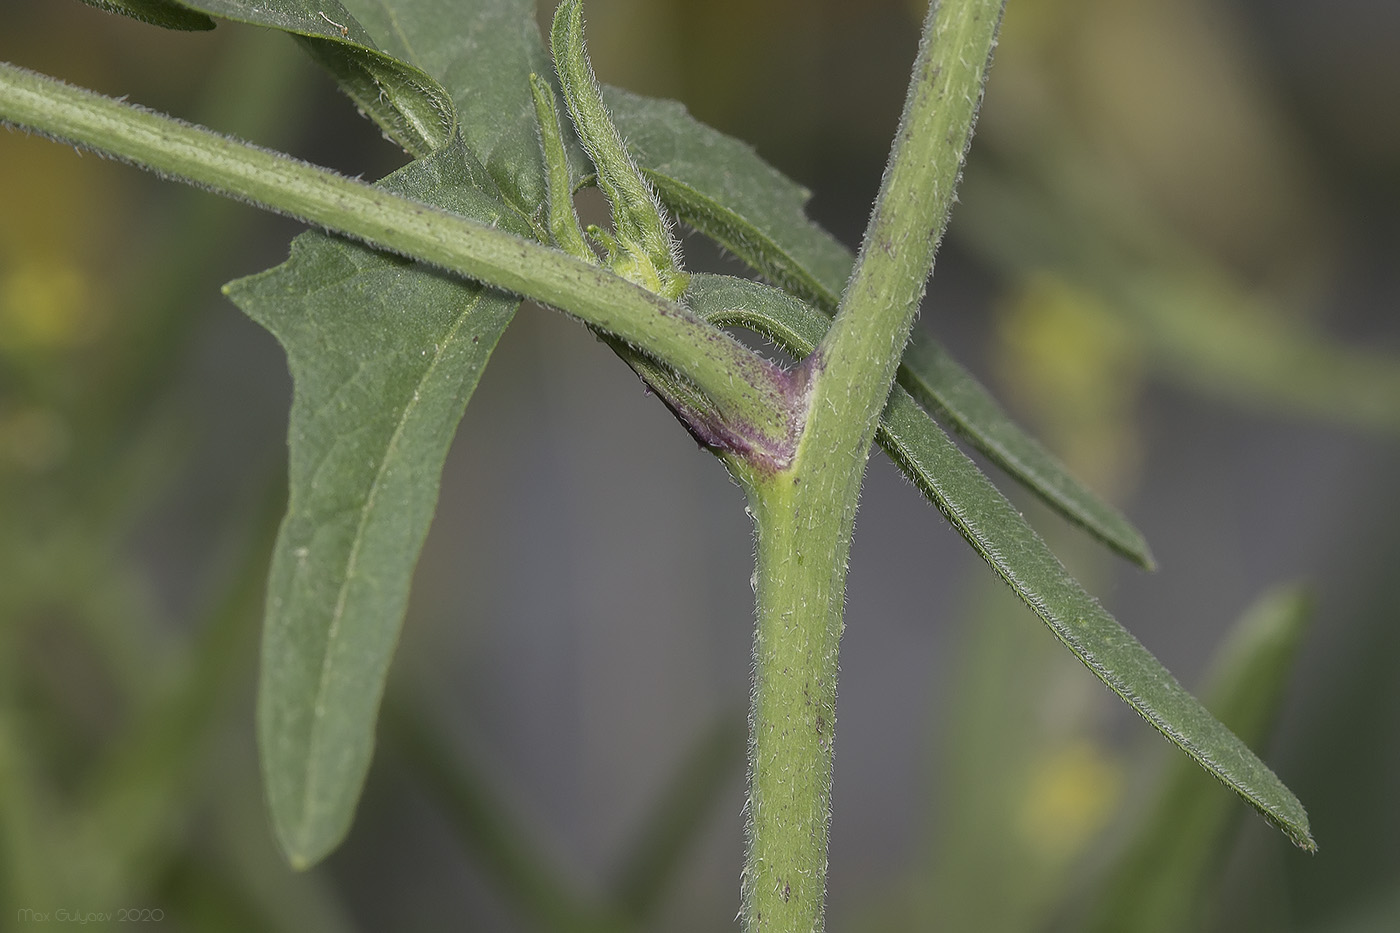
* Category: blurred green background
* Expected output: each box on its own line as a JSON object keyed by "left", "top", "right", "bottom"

{"left": 2, "top": 0, "right": 1398, "bottom": 930}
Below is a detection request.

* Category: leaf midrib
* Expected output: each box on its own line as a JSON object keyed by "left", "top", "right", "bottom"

{"left": 296, "top": 287, "right": 492, "bottom": 843}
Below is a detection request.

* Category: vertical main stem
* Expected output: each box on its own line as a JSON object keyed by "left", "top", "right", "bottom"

{"left": 741, "top": 467, "right": 851, "bottom": 933}
{"left": 734, "top": 1, "right": 1004, "bottom": 931}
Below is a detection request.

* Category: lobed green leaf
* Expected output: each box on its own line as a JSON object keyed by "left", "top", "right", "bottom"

{"left": 97, "top": 0, "right": 561, "bottom": 869}
{"left": 225, "top": 139, "right": 530, "bottom": 868}
{"left": 686, "top": 273, "right": 1314, "bottom": 852}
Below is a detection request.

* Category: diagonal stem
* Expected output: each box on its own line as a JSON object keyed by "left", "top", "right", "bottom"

{"left": 0, "top": 60, "right": 796, "bottom": 457}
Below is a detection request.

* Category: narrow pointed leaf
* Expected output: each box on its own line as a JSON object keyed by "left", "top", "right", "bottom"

{"left": 76, "top": 0, "right": 456, "bottom": 158}
{"left": 1085, "top": 585, "right": 1313, "bottom": 933}
{"left": 609, "top": 94, "right": 1150, "bottom": 565}
{"left": 878, "top": 394, "right": 1313, "bottom": 850}
{"left": 686, "top": 274, "right": 1313, "bottom": 851}
{"left": 897, "top": 335, "right": 1155, "bottom": 568}
{"left": 225, "top": 140, "right": 529, "bottom": 869}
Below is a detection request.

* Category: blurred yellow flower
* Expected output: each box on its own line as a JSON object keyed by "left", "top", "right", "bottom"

{"left": 995, "top": 271, "right": 1144, "bottom": 498}
{"left": 0, "top": 255, "right": 98, "bottom": 351}
{"left": 1017, "top": 738, "right": 1123, "bottom": 861}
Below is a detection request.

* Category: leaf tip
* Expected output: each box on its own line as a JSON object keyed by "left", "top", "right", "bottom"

{"left": 1133, "top": 540, "right": 1158, "bottom": 573}
{"left": 1265, "top": 790, "right": 1316, "bottom": 853}
{"left": 1280, "top": 815, "right": 1318, "bottom": 853}
{"left": 285, "top": 851, "right": 315, "bottom": 873}
{"left": 272, "top": 810, "right": 350, "bottom": 873}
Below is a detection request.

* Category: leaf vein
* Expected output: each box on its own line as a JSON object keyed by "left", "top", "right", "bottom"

{"left": 298, "top": 287, "right": 488, "bottom": 839}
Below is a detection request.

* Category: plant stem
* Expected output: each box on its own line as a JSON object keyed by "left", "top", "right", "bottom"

{"left": 807, "top": 0, "right": 1004, "bottom": 463}
{"left": 0, "top": 60, "right": 793, "bottom": 455}
{"left": 737, "top": 1, "right": 1003, "bottom": 930}
{"left": 736, "top": 463, "right": 847, "bottom": 933}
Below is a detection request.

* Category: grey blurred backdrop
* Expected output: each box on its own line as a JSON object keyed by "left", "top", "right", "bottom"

{"left": 1, "top": 0, "right": 1397, "bottom": 930}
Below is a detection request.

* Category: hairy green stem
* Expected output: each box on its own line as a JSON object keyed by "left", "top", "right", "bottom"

{"left": 807, "top": 0, "right": 1003, "bottom": 461}
{"left": 735, "top": 462, "right": 845, "bottom": 933}
{"left": 737, "top": 2, "right": 1003, "bottom": 930}
{"left": 0, "top": 60, "right": 791, "bottom": 453}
